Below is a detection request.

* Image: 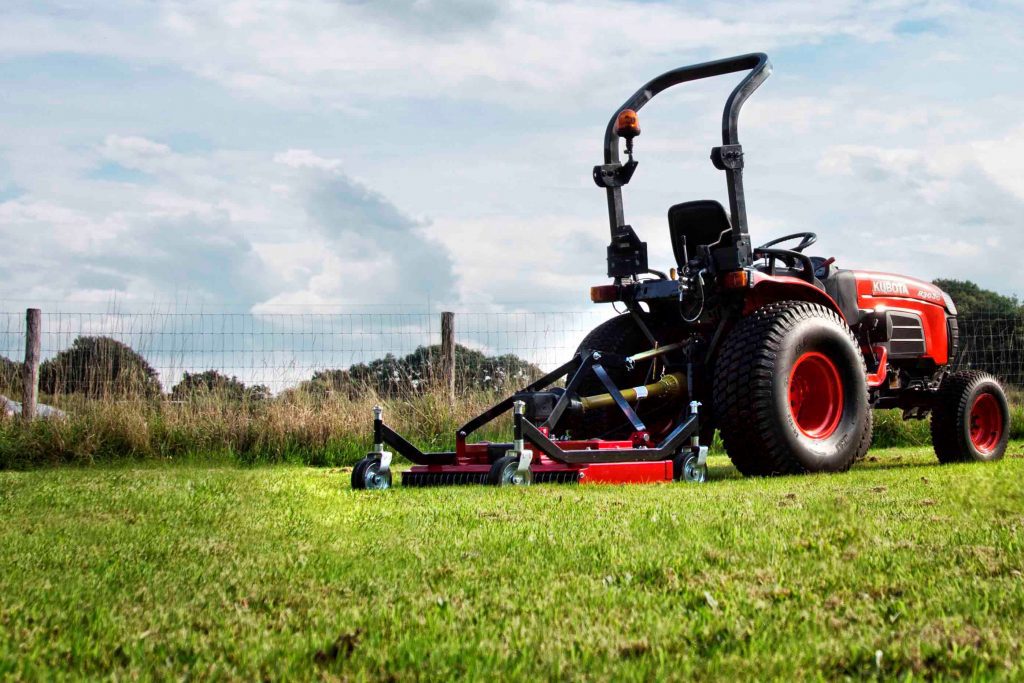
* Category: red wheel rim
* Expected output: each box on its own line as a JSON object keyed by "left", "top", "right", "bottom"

{"left": 969, "top": 393, "right": 1003, "bottom": 454}
{"left": 788, "top": 351, "right": 844, "bottom": 439}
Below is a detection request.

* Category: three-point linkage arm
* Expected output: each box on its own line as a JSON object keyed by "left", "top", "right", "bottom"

{"left": 594, "top": 53, "right": 772, "bottom": 274}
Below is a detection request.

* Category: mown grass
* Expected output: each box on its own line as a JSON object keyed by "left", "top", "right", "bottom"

{"left": 3, "top": 390, "right": 1024, "bottom": 469}
{"left": 0, "top": 443, "right": 1022, "bottom": 680}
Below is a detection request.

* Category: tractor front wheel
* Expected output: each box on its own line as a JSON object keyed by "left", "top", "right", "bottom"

{"left": 713, "top": 301, "right": 871, "bottom": 476}
{"left": 931, "top": 370, "right": 1010, "bottom": 463}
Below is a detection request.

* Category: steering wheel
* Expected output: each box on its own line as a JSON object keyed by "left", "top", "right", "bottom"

{"left": 757, "top": 232, "right": 817, "bottom": 253}
{"left": 753, "top": 232, "right": 818, "bottom": 283}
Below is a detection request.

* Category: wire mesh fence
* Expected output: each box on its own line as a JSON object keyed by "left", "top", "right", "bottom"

{"left": 956, "top": 313, "right": 1024, "bottom": 386}
{"left": 1, "top": 308, "right": 1022, "bottom": 398}
{"left": 0, "top": 309, "right": 615, "bottom": 396}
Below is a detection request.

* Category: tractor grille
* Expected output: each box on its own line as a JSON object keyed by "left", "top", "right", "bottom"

{"left": 888, "top": 311, "right": 926, "bottom": 358}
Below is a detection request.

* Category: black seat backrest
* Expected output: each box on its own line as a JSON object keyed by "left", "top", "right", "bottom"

{"left": 667, "top": 200, "right": 732, "bottom": 267}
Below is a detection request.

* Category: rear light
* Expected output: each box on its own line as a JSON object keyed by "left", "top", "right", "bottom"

{"left": 722, "top": 270, "right": 749, "bottom": 289}
{"left": 590, "top": 284, "right": 620, "bottom": 303}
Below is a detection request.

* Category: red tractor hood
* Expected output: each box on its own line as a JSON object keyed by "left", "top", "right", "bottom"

{"left": 849, "top": 271, "right": 955, "bottom": 315}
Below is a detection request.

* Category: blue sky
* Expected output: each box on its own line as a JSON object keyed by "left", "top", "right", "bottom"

{"left": 2, "top": 0, "right": 1024, "bottom": 314}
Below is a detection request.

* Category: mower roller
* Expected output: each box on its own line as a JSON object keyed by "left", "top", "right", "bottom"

{"left": 352, "top": 52, "right": 1011, "bottom": 489}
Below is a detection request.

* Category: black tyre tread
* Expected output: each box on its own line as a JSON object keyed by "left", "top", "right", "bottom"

{"left": 855, "top": 406, "right": 874, "bottom": 461}
{"left": 350, "top": 457, "right": 372, "bottom": 489}
{"left": 713, "top": 300, "right": 868, "bottom": 476}
{"left": 575, "top": 315, "right": 649, "bottom": 383}
{"left": 487, "top": 455, "right": 517, "bottom": 486}
{"left": 931, "top": 370, "right": 1008, "bottom": 463}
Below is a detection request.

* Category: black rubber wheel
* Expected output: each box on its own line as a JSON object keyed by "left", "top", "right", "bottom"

{"left": 713, "top": 301, "right": 870, "bottom": 476}
{"left": 855, "top": 407, "right": 874, "bottom": 461}
{"left": 572, "top": 315, "right": 651, "bottom": 440}
{"left": 672, "top": 451, "right": 707, "bottom": 483}
{"left": 351, "top": 456, "right": 392, "bottom": 490}
{"left": 487, "top": 455, "right": 519, "bottom": 486}
{"left": 931, "top": 370, "right": 1010, "bottom": 463}
{"left": 571, "top": 315, "right": 713, "bottom": 442}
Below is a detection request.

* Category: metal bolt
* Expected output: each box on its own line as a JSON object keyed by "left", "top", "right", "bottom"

{"left": 513, "top": 400, "right": 525, "bottom": 415}
{"left": 592, "top": 351, "right": 602, "bottom": 361}
{"left": 373, "top": 405, "right": 384, "bottom": 420}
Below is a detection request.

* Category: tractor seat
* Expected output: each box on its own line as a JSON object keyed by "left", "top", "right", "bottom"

{"left": 667, "top": 200, "right": 732, "bottom": 268}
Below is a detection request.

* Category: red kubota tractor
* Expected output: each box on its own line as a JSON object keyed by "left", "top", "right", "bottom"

{"left": 352, "top": 52, "right": 1011, "bottom": 490}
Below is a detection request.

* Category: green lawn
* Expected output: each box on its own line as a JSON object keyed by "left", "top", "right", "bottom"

{"left": 1, "top": 445, "right": 1022, "bottom": 681}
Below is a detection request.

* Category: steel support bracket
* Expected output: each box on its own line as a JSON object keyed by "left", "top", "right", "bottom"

{"left": 509, "top": 400, "right": 534, "bottom": 485}
{"left": 593, "top": 159, "right": 638, "bottom": 188}
{"left": 710, "top": 144, "right": 744, "bottom": 170}
{"left": 371, "top": 405, "right": 394, "bottom": 477}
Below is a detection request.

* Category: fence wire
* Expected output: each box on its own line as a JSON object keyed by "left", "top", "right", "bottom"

{"left": 0, "top": 309, "right": 1021, "bottom": 397}
{"left": 0, "top": 310, "right": 614, "bottom": 396}
{"left": 956, "top": 314, "right": 1024, "bottom": 386}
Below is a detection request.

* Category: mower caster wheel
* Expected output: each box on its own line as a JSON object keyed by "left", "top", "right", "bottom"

{"left": 674, "top": 452, "right": 707, "bottom": 484}
{"left": 488, "top": 455, "right": 531, "bottom": 487}
{"left": 351, "top": 456, "right": 392, "bottom": 490}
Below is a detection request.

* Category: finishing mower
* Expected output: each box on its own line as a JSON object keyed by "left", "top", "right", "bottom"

{"left": 352, "top": 52, "right": 1011, "bottom": 489}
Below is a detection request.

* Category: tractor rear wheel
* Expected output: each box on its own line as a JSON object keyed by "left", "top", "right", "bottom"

{"left": 572, "top": 315, "right": 662, "bottom": 440}
{"left": 572, "top": 315, "right": 713, "bottom": 444}
{"left": 931, "top": 370, "right": 1009, "bottom": 463}
{"left": 713, "top": 301, "right": 871, "bottom": 476}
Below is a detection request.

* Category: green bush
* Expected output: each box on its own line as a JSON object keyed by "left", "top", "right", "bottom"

{"left": 170, "top": 370, "right": 269, "bottom": 402}
{"left": 40, "top": 336, "right": 161, "bottom": 398}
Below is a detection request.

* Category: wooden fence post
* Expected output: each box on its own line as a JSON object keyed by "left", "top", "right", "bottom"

{"left": 22, "top": 308, "right": 41, "bottom": 422}
{"left": 440, "top": 311, "right": 455, "bottom": 405}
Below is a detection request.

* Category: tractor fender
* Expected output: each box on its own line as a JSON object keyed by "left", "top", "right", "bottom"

{"left": 742, "top": 273, "right": 846, "bottom": 323}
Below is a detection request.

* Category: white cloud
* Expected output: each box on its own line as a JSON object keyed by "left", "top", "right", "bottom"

{"left": 0, "top": 137, "right": 456, "bottom": 308}
{"left": 0, "top": 0, "right": 983, "bottom": 110}
{"left": 808, "top": 130, "right": 1024, "bottom": 289}
{"left": 2, "top": 0, "right": 1024, "bottom": 313}
{"left": 273, "top": 149, "right": 342, "bottom": 171}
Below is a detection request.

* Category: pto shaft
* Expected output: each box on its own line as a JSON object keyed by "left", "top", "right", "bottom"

{"left": 579, "top": 372, "right": 686, "bottom": 412}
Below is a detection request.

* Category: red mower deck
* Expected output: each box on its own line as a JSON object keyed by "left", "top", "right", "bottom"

{"left": 401, "top": 440, "right": 676, "bottom": 487}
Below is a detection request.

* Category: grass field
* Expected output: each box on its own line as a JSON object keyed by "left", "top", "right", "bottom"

{"left": 1, "top": 444, "right": 1022, "bottom": 680}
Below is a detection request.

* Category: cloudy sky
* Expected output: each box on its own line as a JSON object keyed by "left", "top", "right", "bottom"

{"left": 2, "top": 0, "right": 1024, "bottom": 315}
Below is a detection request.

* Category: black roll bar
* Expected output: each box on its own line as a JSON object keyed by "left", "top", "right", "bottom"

{"left": 598, "top": 53, "right": 772, "bottom": 270}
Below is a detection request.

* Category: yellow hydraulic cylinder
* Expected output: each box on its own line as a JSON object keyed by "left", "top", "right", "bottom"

{"left": 579, "top": 372, "right": 686, "bottom": 412}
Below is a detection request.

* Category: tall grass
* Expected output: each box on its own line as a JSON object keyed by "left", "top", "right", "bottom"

{"left": 0, "top": 391, "right": 507, "bottom": 469}
{"left": 1, "top": 390, "right": 1021, "bottom": 469}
